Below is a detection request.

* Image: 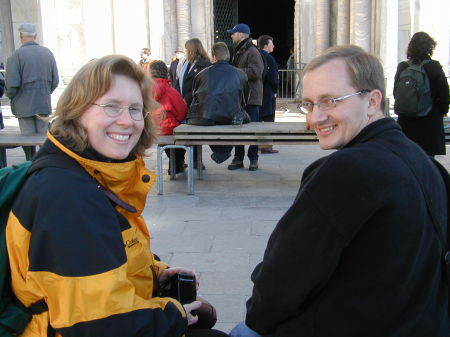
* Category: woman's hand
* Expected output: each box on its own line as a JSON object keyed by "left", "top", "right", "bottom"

{"left": 159, "top": 267, "right": 199, "bottom": 289}
{"left": 183, "top": 300, "right": 202, "bottom": 326}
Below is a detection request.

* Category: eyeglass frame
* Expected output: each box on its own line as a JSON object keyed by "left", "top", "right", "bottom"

{"left": 297, "top": 90, "right": 371, "bottom": 115}
{"left": 92, "top": 103, "right": 149, "bottom": 121}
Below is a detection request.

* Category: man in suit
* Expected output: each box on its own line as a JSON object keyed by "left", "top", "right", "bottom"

{"left": 258, "top": 35, "right": 279, "bottom": 154}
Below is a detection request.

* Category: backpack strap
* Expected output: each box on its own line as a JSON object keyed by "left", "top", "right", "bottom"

{"left": 379, "top": 142, "right": 450, "bottom": 298}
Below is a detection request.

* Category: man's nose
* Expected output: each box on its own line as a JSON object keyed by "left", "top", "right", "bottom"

{"left": 308, "top": 105, "right": 328, "bottom": 124}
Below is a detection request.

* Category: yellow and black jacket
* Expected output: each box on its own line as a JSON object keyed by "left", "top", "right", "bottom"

{"left": 6, "top": 132, "right": 187, "bottom": 336}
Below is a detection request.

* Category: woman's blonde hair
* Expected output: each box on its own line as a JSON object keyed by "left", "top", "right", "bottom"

{"left": 185, "top": 38, "right": 210, "bottom": 63}
{"left": 50, "top": 54, "right": 158, "bottom": 156}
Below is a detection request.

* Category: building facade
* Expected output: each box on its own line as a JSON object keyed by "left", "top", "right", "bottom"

{"left": 0, "top": 0, "right": 448, "bottom": 93}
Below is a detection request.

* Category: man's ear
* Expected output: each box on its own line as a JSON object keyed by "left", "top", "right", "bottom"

{"left": 367, "top": 89, "right": 383, "bottom": 116}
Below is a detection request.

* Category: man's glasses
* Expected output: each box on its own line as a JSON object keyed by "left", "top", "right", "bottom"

{"left": 298, "top": 90, "right": 370, "bottom": 115}
{"left": 92, "top": 103, "right": 148, "bottom": 121}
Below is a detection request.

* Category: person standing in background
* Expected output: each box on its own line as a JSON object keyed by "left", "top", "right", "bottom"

{"left": 226, "top": 23, "right": 264, "bottom": 171}
{"left": 394, "top": 32, "right": 449, "bottom": 157}
{"left": 5, "top": 23, "right": 59, "bottom": 160}
{"left": 258, "top": 35, "right": 279, "bottom": 154}
{"left": 169, "top": 49, "right": 185, "bottom": 85}
{"left": 175, "top": 38, "right": 211, "bottom": 170}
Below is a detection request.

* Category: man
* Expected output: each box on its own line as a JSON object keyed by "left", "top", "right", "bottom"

{"left": 258, "top": 35, "right": 279, "bottom": 154}
{"left": 227, "top": 23, "right": 264, "bottom": 171}
{"left": 231, "top": 45, "right": 450, "bottom": 337}
{"left": 187, "top": 42, "right": 250, "bottom": 164}
{"left": 5, "top": 23, "right": 59, "bottom": 160}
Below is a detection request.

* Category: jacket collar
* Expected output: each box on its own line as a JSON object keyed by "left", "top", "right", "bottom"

{"left": 46, "top": 132, "right": 155, "bottom": 216}
{"left": 234, "top": 37, "right": 253, "bottom": 54}
{"left": 345, "top": 117, "right": 401, "bottom": 148}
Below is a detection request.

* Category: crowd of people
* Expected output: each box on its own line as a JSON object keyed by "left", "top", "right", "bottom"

{"left": 1, "top": 20, "right": 449, "bottom": 337}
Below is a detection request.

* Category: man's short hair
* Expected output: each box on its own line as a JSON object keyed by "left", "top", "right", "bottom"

{"left": 211, "top": 42, "right": 230, "bottom": 62}
{"left": 18, "top": 23, "right": 37, "bottom": 37}
{"left": 149, "top": 60, "right": 168, "bottom": 79}
{"left": 258, "top": 35, "right": 273, "bottom": 49}
{"left": 304, "top": 45, "right": 386, "bottom": 111}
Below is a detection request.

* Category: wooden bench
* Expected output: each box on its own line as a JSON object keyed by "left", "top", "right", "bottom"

{"left": 173, "top": 122, "right": 318, "bottom": 180}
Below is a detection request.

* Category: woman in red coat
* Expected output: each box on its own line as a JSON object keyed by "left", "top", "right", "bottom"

{"left": 150, "top": 60, "right": 188, "bottom": 173}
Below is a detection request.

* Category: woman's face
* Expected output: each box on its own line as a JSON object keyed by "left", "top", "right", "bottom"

{"left": 79, "top": 74, "right": 145, "bottom": 160}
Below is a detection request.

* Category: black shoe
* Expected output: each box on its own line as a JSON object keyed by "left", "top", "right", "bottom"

{"left": 193, "top": 161, "right": 206, "bottom": 170}
{"left": 211, "top": 152, "right": 231, "bottom": 164}
{"left": 249, "top": 160, "right": 258, "bottom": 171}
{"left": 228, "top": 158, "right": 244, "bottom": 170}
{"left": 167, "top": 166, "right": 185, "bottom": 175}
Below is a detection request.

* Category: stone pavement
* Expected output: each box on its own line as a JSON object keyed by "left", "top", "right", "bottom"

{"left": 3, "top": 103, "right": 450, "bottom": 333}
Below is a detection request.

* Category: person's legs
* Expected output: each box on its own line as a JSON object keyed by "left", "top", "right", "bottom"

{"left": 165, "top": 148, "right": 186, "bottom": 174}
{"left": 245, "top": 105, "right": 260, "bottom": 171}
{"left": 210, "top": 145, "right": 233, "bottom": 164}
{"left": 229, "top": 322, "right": 264, "bottom": 337}
{"left": 18, "top": 116, "right": 39, "bottom": 160}
{"left": 260, "top": 113, "right": 278, "bottom": 154}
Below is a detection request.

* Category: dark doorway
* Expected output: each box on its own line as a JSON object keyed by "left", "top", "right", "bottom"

{"left": 238, "top": 0, "right": 294, "bottom": 69}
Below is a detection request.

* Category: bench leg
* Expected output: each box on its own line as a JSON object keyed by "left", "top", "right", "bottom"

{"left": 157, "top": 145, "right": 164, "bottom": 195}
{"left": 169, "top": 148, "right": 176, "bottom": 180}
{"left": 187, "top": 146, "right": 194, "bottom": 195}
{"left": 196, "top": 145, "right": 203, "bottom": 180}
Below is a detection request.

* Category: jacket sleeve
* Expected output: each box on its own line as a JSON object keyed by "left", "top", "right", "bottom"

{"left": 267, "top": 55, "right": 279, "bottom": 92}
{"left": 242, "top": 47, "right": 264, "bottom": 82}
{"left": 50, "top": 53, "right": 59, "bottom": 92}
{"left": 7, "top": 168, "right": 187, "bottom": 337}
{"left": 424, "top": 60, "right": 449, "bottom": 115}
{"left": 5, "top": 54, "right": 20, "bottom": 99}
{"left": 169, "top": 87, "right": 188, "bottom": 122}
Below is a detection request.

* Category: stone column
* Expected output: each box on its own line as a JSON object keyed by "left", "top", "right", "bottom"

{"left": 314, "top": 0, "right": 330, "bottom": 55}
{"left": 349, "top": 0, "right": 371, "bottom": 51}
{"left": 336, "top": 0, "right": 350, "bottom": 45}
{"left": 0, "top": 0, "right": 14, "bottom": 64}
{"left": 176, "top": 0, "right": 191, "bottom": 49}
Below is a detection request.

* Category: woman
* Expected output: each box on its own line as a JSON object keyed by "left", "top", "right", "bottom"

{"left": 175, "top": 38, "right": 211, "bottom": 168}
{"left": 150, "top": 60, "right": 188, "bottom": 174}
{"left": 394, "top": 32, "right": 449, "bottom": 157}
{"left": 6, "top": 55, "right": 227, "bottom": 337}
{"left": 175, "top": 38, "right": 211, "bottom": 107}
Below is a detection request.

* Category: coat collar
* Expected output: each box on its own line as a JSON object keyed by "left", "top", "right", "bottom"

{"left": 46, "top": 132, "right": 155, "bottom": 216}
{"left": 345, "top": 117, "right": 401, "bottom": 148}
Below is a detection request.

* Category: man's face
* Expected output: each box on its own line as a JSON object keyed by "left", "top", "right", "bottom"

{"left": 302, "top": 58, "right": 371, "bottom": 150}
{"left": 231, "top": 32, "right": 243, "bottom": 44}
{"left": 266, "top": 40, "right": 274, "bottom": 53}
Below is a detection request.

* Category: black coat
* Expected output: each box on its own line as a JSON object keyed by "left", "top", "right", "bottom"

{"left": 395, "top": 59, "right": 449, "bottom": 156}
{"left": 174, "top": 57, "right": 211, "bottom": 107}
{"left": 246, "top": 118, "right": 450, "bottom": 337}
{"left": 187, "top": 61, "right": 250, "bottom": 125}
{"left": 259, "top": 49, "right": 279, "bottom": 118}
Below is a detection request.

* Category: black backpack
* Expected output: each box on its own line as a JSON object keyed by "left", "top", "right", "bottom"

{"left": 394, "top": 60, "right": 432, "bottom": 117}
{"left": 0, "top": 160, "right": 53, "bottom": 336}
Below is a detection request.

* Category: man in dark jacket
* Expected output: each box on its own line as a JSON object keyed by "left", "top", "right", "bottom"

{"left": 187, "top": 42, "right": 250, "bottom": 164}
{"left": 5, "top": 23, "right": 59, "bottom": 160}
{"left": 230, "top": 45, "right": 450, "bottom": 337}
{"left": 258, "top": 35, "right": 279, "bottom": 154}
{"left": 227, "top": 23, "right": 264, "bottom": 171}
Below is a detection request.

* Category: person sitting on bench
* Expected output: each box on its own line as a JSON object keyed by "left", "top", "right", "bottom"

{"left": 186, "top": 42, "right": 250, "bottom": 164}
